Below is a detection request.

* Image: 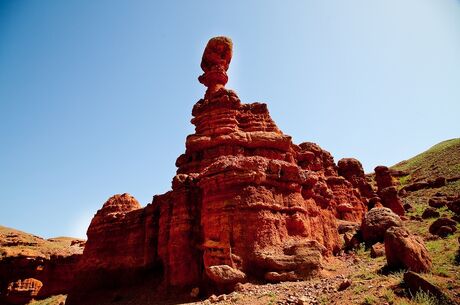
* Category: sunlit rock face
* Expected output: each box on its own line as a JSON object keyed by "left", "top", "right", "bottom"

{"left": 68, "top": 37, "right": 369, "bottom": 302}
{"left": 0, "top": 226, "right": 84, "bottom": 305}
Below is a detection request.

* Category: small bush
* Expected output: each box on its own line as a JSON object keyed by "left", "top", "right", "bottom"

{"left": 383, "top": 289, "right": 396, "bottom": 303}
{"left": 412, "top": 290, "right": 438, "bottom": 305}
{"left": 363, "top": 295, "right": 376, "bottom": 305}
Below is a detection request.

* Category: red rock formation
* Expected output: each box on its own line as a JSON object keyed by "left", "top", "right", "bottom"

{"left": 384, "top": 227, "right": 432, "bottom": 273}
{"left": 5, "top": 278, "right": 43, "bottom": 305}
{"left": 429, "top": 218, "right": 457, "bottom": 237}
{"left": 68, "top": 37, "right": 369, "bottom": 302}
{"left": 378, "top": 186, "right": 405, "bottom": 216}
{"left": 361, "top": 207, "right": 403, "bottom": 245}
{"left": 0, "top": 226, "right": 84, "bottom": 305}
{"left": 374, "top": 166, "right": 395, "bottom": 190}
{"left": 374, "top": 166, "right": 405, "bottom": 216}
{"left": 337, "top": 158, "right": 376, "bottom": 208}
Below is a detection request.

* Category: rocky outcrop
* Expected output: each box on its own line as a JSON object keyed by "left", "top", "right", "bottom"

{"left": 80, "top": 193, "right": 143, "bottom": 272}
{"left": 0, "top": 226, "right": 84, "bottom": 305}
{"left": 378, "top": 186, "right": 405, "bottom": 216}
{"left": 337, "top": 158, "right": 375, "bottom": 201}
{"left": 374, "top": 166, "right": 395, "bottom": 190}
{"left": 374, "top": 166, "right": 405, "bottom": 215}
{"left": 384, "top": 227, "right": 432, "bottom": 272}
{"left": 68, "top": 37, "right": 369, "bottom": 303}
{"left": 361, "top": 208, "right": 403, "bottom": 245}
{"left": 5, "top": 278, "right": 43, "bottom": 305}
{"left": 400, "top": 177, "right": 447, "bottom": 193}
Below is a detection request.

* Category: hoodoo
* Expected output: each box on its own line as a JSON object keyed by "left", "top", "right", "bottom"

{"left": 67, "top": 37, "right": 371, "bottom": 303}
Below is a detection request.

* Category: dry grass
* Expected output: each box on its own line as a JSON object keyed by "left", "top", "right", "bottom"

{"left": 0, "top": 225, "right": 83, "bottom": 259}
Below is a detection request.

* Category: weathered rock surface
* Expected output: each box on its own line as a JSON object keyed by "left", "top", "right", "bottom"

{"left": 0, "top": 226, "right": 84, "bottom": 305}
{"left": 5, "top": 278, "right": 43, "bottom": 305}
{"left": 428, "top": 196, "right": 447, "bottom": 208}
{"left": 403, "top": 271, "right": 456, "bottom": 304}
{"left": 67, "top": 37, "right": 370, "bottom": 303}
{"left": 337, "top": 158, "right": 375, "bottom": 201}
{"left": 361, "top": 208, "right": 403, "bottom": 245}
{"left": 378, "top": 186, "right": 405, "bottom": 216}
{"left": 421, "top": 207, "right": 440, "bottom": 219}
{"left": 403, "top": 203, "right": 413, "bottom": 212}
{"left": 374, "top": 166, "right": 405, "bottom": 215}
{"left": 447, "top": 198, "right": 460, "bottom": 215}
{"left": 205, "top": 265, "right": 246, "bottom": 286}
{"left": 429, "top": 217, "right": 457, "bottom": 237}
{"left": 370, "top": 242, "right": 385, "bottom": 258}
{"left": 384, "top": 227, "right": 432, "bottom": 272}
{"left": 400, "top": 177, "right": 447, "bottom": 193}
{"left": 374, "top": 166, "right": 395, "bottom": 190}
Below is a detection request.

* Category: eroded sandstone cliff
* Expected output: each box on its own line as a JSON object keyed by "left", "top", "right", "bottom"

{"left": 67, "top": 37, "right": 372, "bottom": 303}
{"left": 0, "top": 226, "right": 84, "bottom": 304}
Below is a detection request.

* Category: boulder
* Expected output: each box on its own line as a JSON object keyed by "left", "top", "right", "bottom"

{"left": 384, "top": 227, "right": 432, "bottom": 272}
{"left": 379, "top": 186, "right": 405, "bottom": 216}
{"left": 452, "top": 215, "right": 460, "bottom": 223}
{"left": 421, "top": 207, "right": 440, "bottom": 219}
{"left": 428, "top": 197, "right": 447, "bottom": 208}
{"left": 370, "top": 242, "right": 385, "bottom": 258}
{"left": 401, "top": 181, "right": 429, "bottom": 192}
{"left": 5, "top": 278, "right": 43, "bottom": 305}
{"left": 403, "top": 271, "right": 456, "bottom": 304}
{"left": 403, "top": 203, "right": 414, "bottom": 212}
{"left": 361, "top": 207, "right": 403, "bottom": 245}
{"left": 374, "top": 166, "right": 395, "bottom": 190}
{"left": 337, "top": 279, "right": 352, "bottom": 291}
{"left": 255, "top": 240, "right": 325, "bottom": 281}
{"left": 429, "top": 218, "right": 457, "bottom": 237}
{"left": 265, "top": 271, "right": 299, "bottom": 283}
{"left": 337, "top": 220, "right": 360, "bottom": 234}
{"left": 447, "top": 198, "right": 460, "bottom": 215}
{"left": 343, "top": 231, "right": 361, "bottom": 251}
{"left": 401, "top": 177, "right": 447, "bottom": 193}
{"left": 431, "top": 176, "right": 447, "bottom": 188}
{"left": 205, "top": 265, "right": 246, "bottom": 286}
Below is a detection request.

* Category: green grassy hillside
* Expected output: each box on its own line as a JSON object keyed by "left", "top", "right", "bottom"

{"left": 392, "top": 138, "right": 460, "bottom": 183}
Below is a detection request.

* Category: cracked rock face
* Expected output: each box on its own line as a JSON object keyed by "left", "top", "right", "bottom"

{"left": 68, "top": 37, "right": 370, "bottom": 302}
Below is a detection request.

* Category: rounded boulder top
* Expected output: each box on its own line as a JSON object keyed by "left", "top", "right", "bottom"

{"left": 200, "top": 36, "right": 233, "bottom": 72}
{"left": 99, "top": 193, "right": 141, "bottom": 216}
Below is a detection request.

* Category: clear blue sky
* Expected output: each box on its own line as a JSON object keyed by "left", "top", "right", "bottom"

{"left": 1, "top": 0, "right": 459, "bottom": 239}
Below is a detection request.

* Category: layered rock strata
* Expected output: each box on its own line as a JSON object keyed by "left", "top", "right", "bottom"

{"left": 68, "top": 37, "right": 370, "bottom": 302}
{"left": 0, "top": 226, "right": 84, "bottom": 305}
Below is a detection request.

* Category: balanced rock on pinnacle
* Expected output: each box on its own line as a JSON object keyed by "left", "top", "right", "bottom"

{"left": 67, "top": 37, "right": 370, "bottom": 304}
{"left": 198, "top": 36, "right": 233, "bottom": 97}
